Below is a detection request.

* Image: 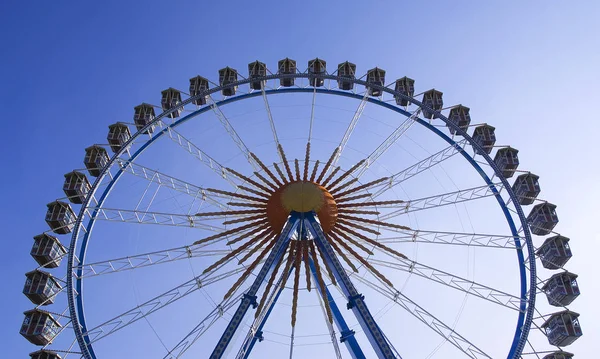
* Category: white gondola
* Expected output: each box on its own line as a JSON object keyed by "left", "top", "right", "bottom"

{"left": 278, "top": 58, "right": 296, "bottom": 87}
{"left": 422, "top": 89, "right": 443, "bottom": 119}
{"left": 161, "top": 88, "right": 183, "bottom": 118}
{"left": 31, "top": 234, "right": 67, "bottom": 268}
{"left": 248, "top": 61, "right": 267, "bottom": 90}
{"left": 528, "top": 202, "right": 558, "bottom": 235}
{"left": 542, "top": 351, "right": 574, "bottom": 359}
{"left": 133, "top": 103, "right": 156, "bottom": 134}
{"left": 107, "top": 122, "right": 131, "bottom": 153}
{"left": 219, "top": 67, "right": 238, "bottom": 96}
{"left": 63, "top": 171, "right": 90, "bottom": 204}
{"left": 542, "top": 271, "right": 580, "bottom": 307}
{"left": 447, "top": 105, "right": 471, "bottom": 135}
{"left": 394, "top": 77, "right": 415, "bottom": 106}
{"left": 189, "top": 75, "right": 209, "bottom": 105}
{"left": 308, "top": 58, "right": 326, "bottom": 87}
{"left": 536, "top": 235, "right": 572, "bottom": 269}
{"left": 541, "top": 310, "right": 582, "bottom": 347}
{"left": 45, "top": 201, "right": 75, "bottom": 234}
{"left": 494, "top": 147, "right": 519, "bottom": 178}
{"left": 337, "top": 61, "right": 356, "bottom": 90}
{"left": 84, "top": 145, "right": 109, "bottom": 177}
{"left": 23, "top": 270, "right": 61, "bottom": 305}
{"left": 511, "top": 172, "right": 540, "bottom": 205}
{"left": 366, "top": 67, "right": 385, "bottom": 96}
{"left": 20, "top": 309, "right": 62, "bottom": 346}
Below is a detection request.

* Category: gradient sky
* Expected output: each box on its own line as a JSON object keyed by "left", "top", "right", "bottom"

{"left": 2, "top": 1, "right": 599, "bottom": 357}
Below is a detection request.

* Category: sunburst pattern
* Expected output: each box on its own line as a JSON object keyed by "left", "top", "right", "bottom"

{"left": 192, "top": 143, "right": 410, "bottom": 328}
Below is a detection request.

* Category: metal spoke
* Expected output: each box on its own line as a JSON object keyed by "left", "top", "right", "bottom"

{"left": 350, "top": 274, "right": 492, "bottom": 359}
{"left": 369, "top": 256, "right": 524, "bottom": 311}
{"left": 163, "top": 293, "right": 243, "bottom": 358}
{"left": 156, "top": 122, "right": 237, "bottom": 187}
{"left": 331, "top": 91, "right": 369, "bottom": 169}
{"left": 378, "top": 183, "right": 504, "bottom": 221}
{"left": 371, "top": 140, "right": 467, "bottom": 199}
{"left": 116, "top": 160, "right": 229, "bottom": 210}
{"left": 207, "top": 95, "right": 259, "bottom": 171}
{"left": 88, "top": 207, "right": 224, "bottom": 232}
{"left": 356, "top": 108, "right": 421, "bottom": 178}
{"left": 376, "top": 229, "right": 520, "bottom": 249}
{"left": 83, "top": 264, "right": 246, "bottom": 344}
{"left": 261, "top": 83, "right": 282, "bottom": 162}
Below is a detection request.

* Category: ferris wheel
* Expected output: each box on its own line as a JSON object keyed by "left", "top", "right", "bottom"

{"left": 21, "top": 58, "right": 582, "bottom": 359}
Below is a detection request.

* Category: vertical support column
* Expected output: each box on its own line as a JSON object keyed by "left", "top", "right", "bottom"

{"left": 308, "top": 257, "right": 366, "bottom": 359}
{"left": 304, "top": 213, "right": 398, "bottom": 359}
{"left": 210, "top": 213, "right": 300, "bottom": 359}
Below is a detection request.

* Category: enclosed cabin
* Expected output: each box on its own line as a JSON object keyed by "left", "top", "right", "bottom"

{"left": 528, "top": 202, "right": 559, "bottom": 235}
{"left": 133, "top": 103, "right": 156, "bottom": 134}
{"left": 20, "top": 309, "right": 62, "bottom": 346}
{"left": 541, "top": 310, "right": 582, "bottom": 347}
{"left": 542, "top": 351, "right": 574, "bottom": 359}
{"left": 107, "top": 122, "right": 131, "bottom": 153}
{"left": 512, "top": 172, "right": 541, "bottom": 205}
{"left": 30, "top": 350, "right": 63, "bottom": 359}
{"left": 542, "top": 271, "right": 580, "bottom": 307}
{"left": 536, "top": 235, "right": 572, "bottom": 269}
{"left": 84, "top": 145, "right": 109, "bottom": 177}
{"left": 161, "top": 88, "right": 183, "bottom": 118}
{"left": 422, "top": 89, "right": 443, "bottom": 119}
{"left": 63, "top": 171, "right": 90, "bottom": 204}
{"left": 472, "top": 124, "right": 496, "bottom": 155}
{"left": 189, "top": 75, "right": 209, "bottom": 106}
{"left": 394, "top": 77, "right": 415, "bottom": 106}
{"left": 365, "top": 68, "right": 385, "bottom": 97}
{"left": 45, "top": 201, "right": 75, "bottom": 234}
{"left": 447, "top": 105, "right": 471, "bottom": 135}
{"left": 31, "top": 234, "right": 67, "bottom": 268}
{"left": 494, "top": 147, "right": 519, "bottom": 178}
{"left": 219, "top": 67, "right": 238, "bottom": 96}
{"left": 23, "top": 270, "right": 61, "bottom": 305}
{"left": 248, "top": 61, "right": 267, "bottom": 90}
{"left": 278, "top": 58, "right": 297, "bottom": 87}
{"left": 308, "top": 58, "right": 326, "bottom": 87}
{"left": 337, "top": 61, "right": 356, "bottom": 90}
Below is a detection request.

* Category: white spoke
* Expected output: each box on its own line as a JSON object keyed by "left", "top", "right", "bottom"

{"left": 377, "top": 229, "right": 520, "bottom": 249}
{"left": 378, "top": 183, "right": 504, "bottom": 221}
{"left": 356, "top": 108, "right": 421, "bottom": 178}
{"left": 371, "top": 140, "right": 467, "bottom": 199}
{"left": 350, "top": 274, "right": 492, "bottom": 359}
{"left": 261, "top": 84, "right": 282, "bottom": 161}
{"left": 88, "top": 207, "right": 225, "bottom": 232}
{"left": 331, "top": 91, "right": 369, "bottom": 169}
{"left": 208, "top": 95, "right": 259, "bottom": 171}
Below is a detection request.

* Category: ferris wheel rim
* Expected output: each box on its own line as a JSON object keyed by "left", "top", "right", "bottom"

{"left": 65, "top": 74, "right": 536, "bottom": 359}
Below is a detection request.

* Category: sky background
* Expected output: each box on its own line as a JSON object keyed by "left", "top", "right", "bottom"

{"left": 2, "top": 0, "right": 599, "bottom": 357}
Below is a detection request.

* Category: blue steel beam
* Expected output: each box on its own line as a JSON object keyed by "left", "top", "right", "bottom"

{"left": 309, "top": 257, "right": 366, "bottom": 359}
{"left": 304, "top": 213, "right": 399, "bottom": 359}
{"left": 209, "top": 213, "right": 301, "bottom": 359}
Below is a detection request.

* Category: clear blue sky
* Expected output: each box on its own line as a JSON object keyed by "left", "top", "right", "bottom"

{"left": 2, "top": 1, "right": 599, "bottom": 357}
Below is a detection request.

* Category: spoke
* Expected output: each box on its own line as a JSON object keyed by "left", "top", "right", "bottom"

{"left": 83, "top": 264, "right": 246, "bottom": 344}
{"left": 330, "top": 91, "right": 369, "bottom": 169}
{"left": 163, "top": 293, "right": 243, "bottom": 358}
{"left": 378, "top": 183, "right": 504, "bottom": 221}
{"left": 350, "top": 274, "right": 491, "bottom": 359}
{"left": 369, "top": 256, "right": 523, "bottom": 311}
{"left": 356, "top": 108, "right": 421, "bottom": 178}
{"left": 261, "top": 83, "right": 282, "bottom": 162}
{"left": 377, "top": 229, "right": 520, "bottom": 249}
{"left": 208, "top": 95, "right": 259, "bottom": 171}
{"left": 371, "top": 140, "right": 467, "bottom": 199}
{"left": 156, "top": 122, "right": 237, "bottom": 187}
{"left": 116, "top": 160, "right": 229, "bottom": 210}
{"left": 89, "top": 207, "right": 224, "bottom": 232}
